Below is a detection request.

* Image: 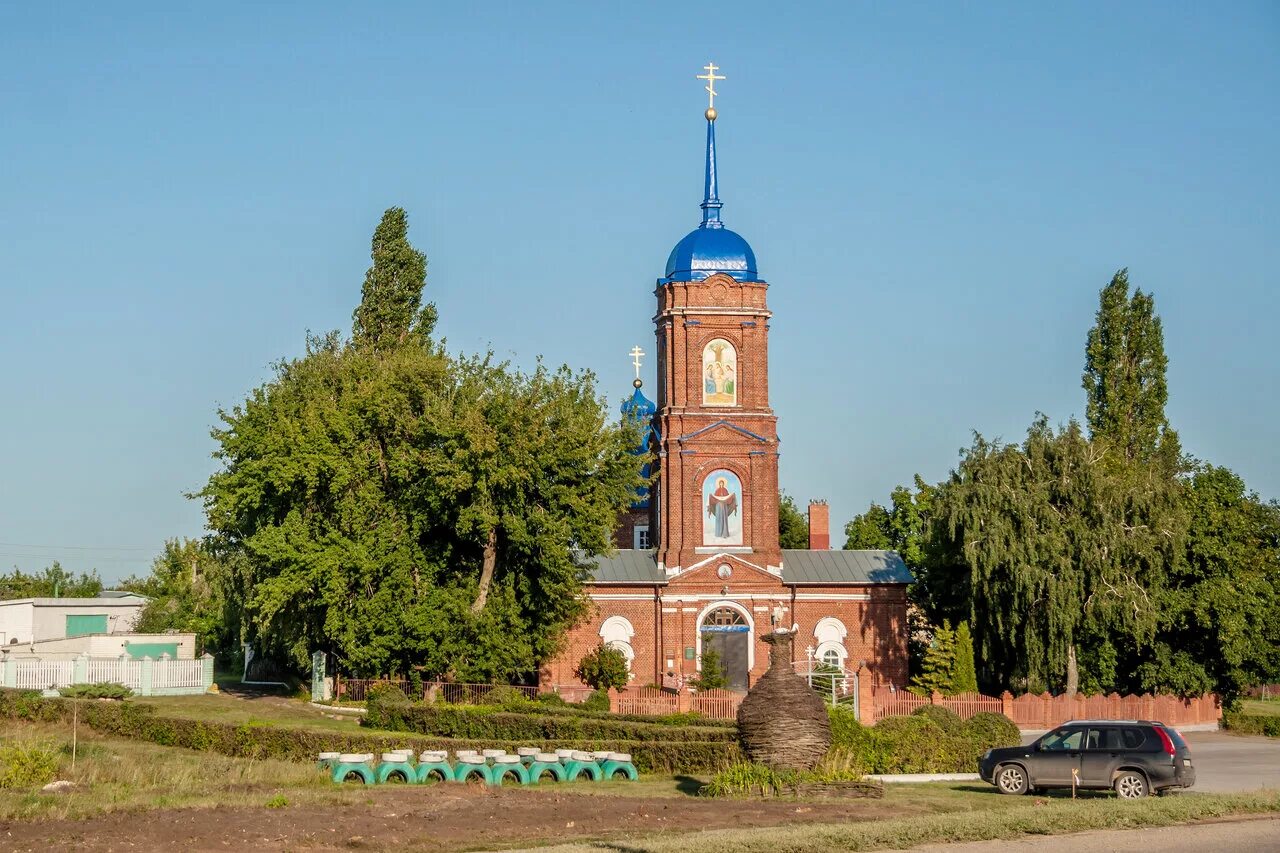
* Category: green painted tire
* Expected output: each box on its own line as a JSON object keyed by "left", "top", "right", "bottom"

{"left": 527, "top": 761, "right": 567, "bottom": 784}
{"left": 601, "top": 760, "right": 638, "bottom": 781}
{"left": 453, "top": 763, "right": 494, "bottom": 785}
{"left": 330, "top": 763, "right": 375, "bottom": 785}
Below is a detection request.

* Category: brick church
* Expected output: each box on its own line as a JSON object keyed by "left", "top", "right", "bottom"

{"left": 541, "top": 70, "right": 910, "bottom": 695}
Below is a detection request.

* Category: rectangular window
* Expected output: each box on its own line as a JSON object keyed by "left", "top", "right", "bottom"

{"left": 634, "top": 525, "right": 650, "bottom": 549}
{"left": 65, "top": 614, "right": 108, "bottom": 637}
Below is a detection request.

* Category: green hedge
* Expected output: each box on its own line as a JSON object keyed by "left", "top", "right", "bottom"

{"left": 827, "top": 706, "right": 1021, "bottom": 774}
{"left": 0, "top": 688, "right": 738, "bottom": 774}
{"left": 365, "top": 700, "right": 737, "bottom": 744}
{"left": 1223, "top": 712, "right": 1280, "bottom": 737}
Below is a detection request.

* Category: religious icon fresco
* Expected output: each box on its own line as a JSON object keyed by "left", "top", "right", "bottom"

{"left": 703, "top": 469, "right": 743, "bottom": 546}
{"left": 702, "top": 339, "right": 737, "bottom": 406}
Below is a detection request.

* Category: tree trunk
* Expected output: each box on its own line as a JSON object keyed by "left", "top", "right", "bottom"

{"left": 470, "top": 528, "right": 497, "bottom": 614}
{"left": 1065, "top": 642, "right": 1079, "bottom": 697}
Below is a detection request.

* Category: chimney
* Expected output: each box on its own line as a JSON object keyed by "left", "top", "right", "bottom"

{"left": 808, "top": 499, "right": 830, "bottom": 550}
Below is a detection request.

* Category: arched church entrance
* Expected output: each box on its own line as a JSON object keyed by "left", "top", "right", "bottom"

{"left": 699, "top": 604, "right": 750, "bottom": 692}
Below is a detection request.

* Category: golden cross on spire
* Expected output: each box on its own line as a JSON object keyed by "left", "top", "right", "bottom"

{"left": 697, "top": 62, "right": 725, "bottom": 112}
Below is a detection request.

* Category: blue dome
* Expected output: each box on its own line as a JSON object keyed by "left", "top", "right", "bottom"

{"left": 665, "top": 225, "right": 760, "bottom": 283}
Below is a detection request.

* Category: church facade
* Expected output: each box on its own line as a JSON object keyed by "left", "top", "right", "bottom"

{"left": 541, "top": 72, "right": 910, "bottom": 696}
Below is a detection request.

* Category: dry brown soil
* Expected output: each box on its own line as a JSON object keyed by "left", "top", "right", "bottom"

{"left": 0, "top": 784, "right": 902, "bottom": 852}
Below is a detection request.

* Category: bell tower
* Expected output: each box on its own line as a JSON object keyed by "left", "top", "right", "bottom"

{"left": 653, "top": 64, "right": 781, "bottom": 577}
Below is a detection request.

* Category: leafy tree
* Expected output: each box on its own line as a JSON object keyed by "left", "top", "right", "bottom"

{"left": 0, "top": 563, "right": 102, "bottom": 600}
{"left": 778, "top": 492, "right": 810, "bottom": 549}
{"left": 118, "top": 538, "right": 239, "bottom": 660}
{"left": 937, "top": 417, "right": 1182, "bottom": 695}
{"left": 351, "top": 207, "right": 437, "bottom": 350}
{"left": 1083, "top": 268, "right": 1179, "bottom": 467}
{"left": 1137, "top": 465, "right": 1280, "bottom": 701}
{"left": 950, "top": 622, "right": 978, "bottom": 694}
{"left": 910, "top": 620, "right": 955, "bottom": 695}
{"left": 201, "top": 210, "right": 643, "bottom": 680}
{"left": 693, "top": 643, "right": 728, "bottom": 690}
{"left": 843, "top": 503, "right": 891, "bottom": 550}
{"left": 575, "top": 643, "right": 630, "bottom": 691}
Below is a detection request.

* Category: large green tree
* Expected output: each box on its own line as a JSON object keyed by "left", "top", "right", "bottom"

{"left": 0, "top": 563, "right": 101, "bottom": 599}
{"left": 1083, "top": 268, "right": 1179, "bottom": 467}
{"left": 938, "top": 417, "right": 1182, "bottom": 695}
{"left": 202, "top": 209, "right": 643, "bottom": 680}
{"left": 778, "top": 492, "right": 810, "bottom": 549}
{"left": 119, "top": 538, "right": 242, "bottom": 660}
{"left": 1137, "top": 465, "right": 1280, "bottom": 700}
{"left": 351, "top": 207, "right": 438, "bottom": 350}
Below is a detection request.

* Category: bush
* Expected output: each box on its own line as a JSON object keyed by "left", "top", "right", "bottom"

{"left": 866, "top": 715, "right": 963, "bottom": 773}
{"left": 827, "top": 704, "right": 870, "bottom": 752}
{"left": 362, "top": 701, "right": 735, "bottom": 744}
{"left": 535, "top": 692, "right": 568, "bottom": 708}
{"left": 1223, "top": 712, "right": 1280, "bottom": 737}
{"left": 575, "top": 644, "right": 630, "bottom": 692}
{"left": 58, "top": 682, "right": 133, "bottom": 700}
{"left": 912, "top": 704, "right": 964, "bottom": 735}
{"left": 365, "top": 682, "right": 411, "bottom": 707}
{"left": 478, "top": 686, "right": 532, "bottom": 707}
{"left": 0, "top": 740, "right": 60, "bottom": 789}
{"left": 581, "top": 689, "right": 610, "bottom": 713}
{"left": 963, "top": 711, "right": 1022, "bottom": 751}
{"left": 0, "top": 688, "right": 738, "bottom": 774}
{"left": 700, "top": 760, "right": 874, "bottom": 797}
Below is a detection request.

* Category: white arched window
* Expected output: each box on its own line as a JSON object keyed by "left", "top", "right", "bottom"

{"left": 813, "top": 616, "right": 848, "bottom": 668}
{"left": 600, "top": 616, "right": 636, "bottom": 674}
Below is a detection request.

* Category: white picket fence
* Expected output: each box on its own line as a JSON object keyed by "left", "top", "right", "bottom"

{"left": 2, "top": 654, "right": 212, "bottom": 695}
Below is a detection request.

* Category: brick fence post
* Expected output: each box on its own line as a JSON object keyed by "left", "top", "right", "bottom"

{"left": 1001, "top": 691, "right": 1014, "bottom": 722}
{"left": 608, "top": 688, "right": 621, "bottom": 713}
{"left": 857, "top": 673, "right": 875, "bottom": 726}
{"left": 930, "top": 690, "right": 943, "bottom": 706}
{"left": 676, "top": 690, "right": 692, "bottom": 713}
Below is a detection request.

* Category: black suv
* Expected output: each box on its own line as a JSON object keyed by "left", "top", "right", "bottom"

{"left": 979, "top": 719, "right": 1195, "bottom": 798}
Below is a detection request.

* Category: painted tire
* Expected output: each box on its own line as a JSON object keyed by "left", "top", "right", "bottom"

{"left": 564, "top": 761, "right": 602, "bottom": 782}
{"left": 492, "top": 763, "right": 530, "bottom": 786}
{"left": 453, "top": 763, "right": 494, "bottom": 785}
{"left": 601, "top": 760, "right": 639, "bottom": 781}
{"left": 527, "top": 761, "right": 567, "bottom": 784}
{"left": 376, "top": 762, "right": 415, "bottom": 784}
{"left": 415, "top": 761, "right": 453, "bottom": 784}
{"left": 331, "top": 762, "right": 375, "bottom": 785}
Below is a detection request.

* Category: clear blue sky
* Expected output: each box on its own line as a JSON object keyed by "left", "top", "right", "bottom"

{"left": 1, "top": 3, "right": 1276, "bottom": 582}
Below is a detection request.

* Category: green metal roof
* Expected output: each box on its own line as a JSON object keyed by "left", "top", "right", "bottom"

{"left": 780, "top": 549, "right": 912, "bottom": 584}
{"left": 579, "top": 549, "right": 911, "bottom": 585}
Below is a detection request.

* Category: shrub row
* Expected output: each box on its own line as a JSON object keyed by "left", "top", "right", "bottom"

{"left": 1222, "top": 712, "right": 1280, "bottom": 737}
{"left": 0, "top": 688, "right": 738, "bottom": 774}
{"left": 364, "top": 699, "right": 738, "bottom": 743}
{"left": 827, "top": 706, "right": 1021, "bottom": 774}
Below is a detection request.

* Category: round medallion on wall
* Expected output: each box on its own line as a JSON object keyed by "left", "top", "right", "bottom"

{"left": 717, "top": 564, "right": 733, "bottom": 579}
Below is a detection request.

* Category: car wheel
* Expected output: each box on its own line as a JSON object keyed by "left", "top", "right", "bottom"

{"left": 995, "top": 764, "right": 1029, "bottom": 795}
{"left": 1114, "top": 771, "right": 1148, "bottom": 799}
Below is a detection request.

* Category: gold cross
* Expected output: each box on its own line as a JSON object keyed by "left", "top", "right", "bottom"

{"left": 697, "top": 62, "right": 725, "bottom": 110}
{"left": 629, "top": 346, "right": 646, "bottom": 379}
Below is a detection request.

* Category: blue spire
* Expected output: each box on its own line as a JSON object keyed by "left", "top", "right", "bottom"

{"left": 700, "top": 117, "right": 723, "bottom": 228}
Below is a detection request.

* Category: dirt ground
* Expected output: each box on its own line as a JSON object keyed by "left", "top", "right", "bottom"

{"left": 0, "top": 784, "right": 904, "bottom": 852}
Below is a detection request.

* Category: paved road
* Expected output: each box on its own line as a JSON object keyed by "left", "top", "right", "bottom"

{"left": 906, "top": 817, "right": 1280, "bottom": 852}
{"left": 1180, "top": 731, "right": 1280, "bottom": 793}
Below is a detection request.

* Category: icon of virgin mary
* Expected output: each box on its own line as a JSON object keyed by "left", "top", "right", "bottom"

{"left": 706, "top": 475, "right": 739, "bottom": 539}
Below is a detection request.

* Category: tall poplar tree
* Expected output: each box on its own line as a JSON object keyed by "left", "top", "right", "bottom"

{"left": 1082, "top": 268, "right": 1178, "bottom": 467}
{"left": 351, "top": 207, "right": 438, "bottom": 350}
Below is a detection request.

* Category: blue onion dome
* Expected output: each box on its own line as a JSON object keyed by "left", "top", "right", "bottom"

{"left": 663, "top": 109, "right": 762, "bottom": 283}
{"left": 620, "top": 383, "right": 657, "bottom": 420}
{"left": 665, "top": 226, "right": 759, "bottom": 282}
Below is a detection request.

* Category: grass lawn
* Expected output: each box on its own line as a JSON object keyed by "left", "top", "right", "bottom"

{"left": 537, "top": 790, "right": 1280, "bottom": 852}
{"left": 1241, "top": 699, "right": 1280, "bottom": 716}
{"left": 0, "top": 719, "right": 362, "bottom": 821}
{"left": 135, "top": 691, "right": 368, "bottom": 734}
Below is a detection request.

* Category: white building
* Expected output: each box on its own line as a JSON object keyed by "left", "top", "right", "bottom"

{"left": 0, "top": 591, "right": 148, "bottom": 646}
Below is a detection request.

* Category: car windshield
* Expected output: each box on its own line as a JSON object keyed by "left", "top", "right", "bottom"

{"left": 1039, "top": 728, "right": 1083, "bottom": 751}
